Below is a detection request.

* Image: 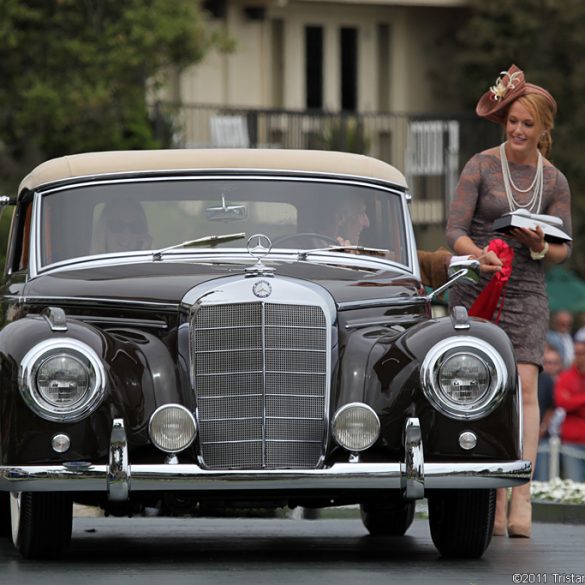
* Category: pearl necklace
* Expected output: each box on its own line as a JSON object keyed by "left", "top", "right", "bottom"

{"left": 499, "top": 142, "right": 544, "bottom": 213}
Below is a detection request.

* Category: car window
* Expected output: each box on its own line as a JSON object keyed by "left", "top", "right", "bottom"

{"left": 38, "top": 178, "right": 408, "bottom": 267}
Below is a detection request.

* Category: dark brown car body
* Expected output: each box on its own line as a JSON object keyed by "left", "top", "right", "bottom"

{"left": 0, "top": 149, "right": 529, "bottom": 559}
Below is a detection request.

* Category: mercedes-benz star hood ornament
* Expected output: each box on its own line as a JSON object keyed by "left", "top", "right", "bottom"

{"left": 245, "top": 234, "right": 275, "bottom": 277}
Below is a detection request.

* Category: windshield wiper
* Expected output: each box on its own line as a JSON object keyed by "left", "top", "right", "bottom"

{"left": 298, "top": 245, "right": 389, "bottom": 260}
{"left": 152, "top": 232, "right": 246, "bottom": 261}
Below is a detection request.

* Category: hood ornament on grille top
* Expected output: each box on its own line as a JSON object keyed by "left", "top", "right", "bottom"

{"left": 245, "top": 234, "right": 275, "bottom": 277}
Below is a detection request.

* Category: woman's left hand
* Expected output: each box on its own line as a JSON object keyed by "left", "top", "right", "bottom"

{"left": 508, "top": 225, "right": 547, "bottom": 253}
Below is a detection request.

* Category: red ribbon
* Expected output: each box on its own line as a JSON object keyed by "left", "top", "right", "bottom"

{"left": 468, "top": 239, "right": 514, "bottom": 323}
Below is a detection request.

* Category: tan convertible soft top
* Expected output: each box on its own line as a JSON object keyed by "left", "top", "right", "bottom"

{"left": 19, "top": 149, "right": 407, "bottom": 194}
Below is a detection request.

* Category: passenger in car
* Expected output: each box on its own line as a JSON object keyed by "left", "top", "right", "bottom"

{"left": 333, "top": 197, "right": 370, "bottom": 246}
{"left": 92, "top": 199, "right": 152, "bottom": 253}
{"left": 328, "top": 197, "right": 502, "bottom": 287}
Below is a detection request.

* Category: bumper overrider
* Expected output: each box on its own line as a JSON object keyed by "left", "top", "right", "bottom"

{"left": 0, "top": 418, "right": 531, "bottom": 502}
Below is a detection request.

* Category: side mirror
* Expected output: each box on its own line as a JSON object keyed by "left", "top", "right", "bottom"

{"left": 427, "top": 259, "right": 480, "bottom": 302}
{"left": 0, "top": 195, "right": 16, "bottom": 207}
{"left": 447, "top": 258, "right": 481, "bottom": 283}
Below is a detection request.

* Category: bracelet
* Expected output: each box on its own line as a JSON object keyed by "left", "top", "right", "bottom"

{"left": 530, "top": 240, "right": 549, "bottom": 261}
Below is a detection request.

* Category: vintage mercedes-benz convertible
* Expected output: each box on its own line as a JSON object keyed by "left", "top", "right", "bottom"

{"left": 0, "top": 149, "right": 529, "bottom": 559}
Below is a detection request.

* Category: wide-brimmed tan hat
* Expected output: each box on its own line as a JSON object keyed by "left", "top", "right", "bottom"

{"left": 475, "top": 64, "right": 557, "bottom": 124}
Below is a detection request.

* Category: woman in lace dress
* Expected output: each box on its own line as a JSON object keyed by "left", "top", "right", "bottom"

{"left": 446, "top": 65, "right": 572, "bottom": 538}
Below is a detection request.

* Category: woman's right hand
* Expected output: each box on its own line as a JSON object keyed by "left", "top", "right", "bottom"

{"left": 477, "top": 249, "right": 503, "bottom": 273}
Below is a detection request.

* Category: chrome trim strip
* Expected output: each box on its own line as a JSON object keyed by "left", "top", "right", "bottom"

{"left": 34, "top": 250, "right": 405, "bottom": 279}
{"left": 402, "top": 418, "right": 424, "bottom": 500}
{"left": 37, "top": 173, "right": 407, "bottom": 197}
{"left": 344, "top": 315, "right": 425, "bottom": 329}
{"left": 29, "top": 190, "right": 41, "bottom": 279}
{"left": 401, "top": 189, "right": 420, "bottom": 280}
{"left": 107, "top": 419, "right": 129, "bottom": 502}
{"left": 337, "top": 296, "right": 428, "bottom": 311}
{"left": 0, "top": 460, "right": 531, "bottom": 492}
{"left": 6, "top": 295, "right": 179, "bottom": 311}
{"left": 73, "top": 316, "right": 169, "bottom": 329}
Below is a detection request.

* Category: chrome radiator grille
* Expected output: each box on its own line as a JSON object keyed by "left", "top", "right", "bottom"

{"left": 191, "top": 302, "right": 328, "bottom": 469}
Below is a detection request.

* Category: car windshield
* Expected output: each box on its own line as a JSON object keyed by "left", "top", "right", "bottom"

{"left": 38, "top": 177, "right": 408, "bottom": 268}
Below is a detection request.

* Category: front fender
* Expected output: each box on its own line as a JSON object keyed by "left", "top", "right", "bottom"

{"left": 0, "top": 315, "right": 109, "bottom": 463}
{"left": 373, "top": 313, "right": 521, "bottom": 461}
{"left": 0, "top": 315, "right": 181, "bottom": 464}
{"left": 103, "top": 327, "right": 182, "bottom": 442}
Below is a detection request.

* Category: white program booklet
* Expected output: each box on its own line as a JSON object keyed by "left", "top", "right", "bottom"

{"left": 493, "top": 209, "right": 572, "bottom": 243}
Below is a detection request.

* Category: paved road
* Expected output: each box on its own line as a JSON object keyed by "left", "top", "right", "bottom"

{"left": 1, "top": 516, "right": 583, "bottom": 585}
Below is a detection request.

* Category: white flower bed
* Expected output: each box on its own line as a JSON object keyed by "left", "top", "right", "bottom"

{"left": 531, "top": 479, "right": 585, "bottom": 505}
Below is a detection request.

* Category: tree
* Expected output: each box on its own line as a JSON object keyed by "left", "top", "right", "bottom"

{"left": 432, "top": 0, "right": 585, "bottom": 275}
{"left": 0, "top": 0, "right": 228, "bottom": 183}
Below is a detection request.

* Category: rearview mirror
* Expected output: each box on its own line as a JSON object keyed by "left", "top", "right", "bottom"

{"left": 206, "top": 195, "right": 247, "bottom": 222}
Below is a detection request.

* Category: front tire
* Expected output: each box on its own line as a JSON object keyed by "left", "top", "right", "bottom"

{"left": 360, "top": 498, "right": 415, "bottom": 536}
{"left": 11, "top": 492, "right": 73, "bottom": 559}
{"left": 428, "top": 489, "right": 495, "bottom": 558}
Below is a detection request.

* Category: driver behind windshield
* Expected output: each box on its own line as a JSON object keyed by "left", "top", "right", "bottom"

{"left": 92, "top": 199, "right": 152, "bottom": 253}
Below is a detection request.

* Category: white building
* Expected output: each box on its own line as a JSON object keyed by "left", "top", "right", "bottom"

{"left": 157, "top": 0, "right": 491, "bottom": 234}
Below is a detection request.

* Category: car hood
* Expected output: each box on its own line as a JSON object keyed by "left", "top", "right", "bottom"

{"left": 22, "top": 259, "right": 421, "bottom": 307}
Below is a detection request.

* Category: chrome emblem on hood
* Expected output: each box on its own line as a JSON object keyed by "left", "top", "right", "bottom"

{"left": 245, "top": 233, "right": 275, "bottom": 277}
{"left": 252, "top": 280, "right": 272, "bottom": 298}
{"left": 247, "top": 234, "right": 272, "bottom": 259}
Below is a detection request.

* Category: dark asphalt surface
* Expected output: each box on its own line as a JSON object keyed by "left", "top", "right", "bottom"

{"left": 1, "top": 516, "right": 583, "bottom": 585}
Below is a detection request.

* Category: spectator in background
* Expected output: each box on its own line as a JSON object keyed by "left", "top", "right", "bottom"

{"left": 574, "top": 324, "right": 585, "bottom": 345}
{"left": 543, "top": 343, "right": 565, "bottom": 380}
{"left": 533, "top": 345, "right": 563, "bottom": 481}
{"left": 554, "top": 335, "right": 585, "bottom": 482}
{"left": 547, "top": 310, "right": 575, "bottom": 369}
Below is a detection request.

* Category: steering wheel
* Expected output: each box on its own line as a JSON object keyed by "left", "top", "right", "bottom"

{"left": 272, "top": 232, "right": 339, "bottom": 248}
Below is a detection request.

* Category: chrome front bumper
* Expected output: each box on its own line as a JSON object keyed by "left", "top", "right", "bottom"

{"left": 0, "top": 418, "right": 531, "bottom": 502}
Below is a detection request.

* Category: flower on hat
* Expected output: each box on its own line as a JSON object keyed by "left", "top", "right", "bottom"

{"left": 489, "top": 70, "right": 523, "bottom": 102}
{"left": 476, "top": 64, "right": 557, "bottom": 124}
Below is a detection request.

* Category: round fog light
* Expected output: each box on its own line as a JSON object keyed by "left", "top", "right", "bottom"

{"left": 332, "top": 403, "right": 380, "bottom": 452}
{"left": 149, "top": 404, "right": 197, "bottom": 453}
{"left": 459, "top": 431, "right": 477, "bottom": 451}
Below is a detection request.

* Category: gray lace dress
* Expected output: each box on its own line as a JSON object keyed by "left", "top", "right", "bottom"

{"left": 446, "top": 148, "right": 572, "bottom": 367}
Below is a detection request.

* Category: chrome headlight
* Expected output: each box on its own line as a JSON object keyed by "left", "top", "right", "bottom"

{"left": 19, "top": 338, "right": 106, "bottom": 422}
{"left": 332, "top": 402, "right": 380, "bottom": 452}
{"left": 149, "top": 404, "right": 197, "bottom": 453}
{"left": 421, "top": 336, "right": 507, "bottom": 420}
